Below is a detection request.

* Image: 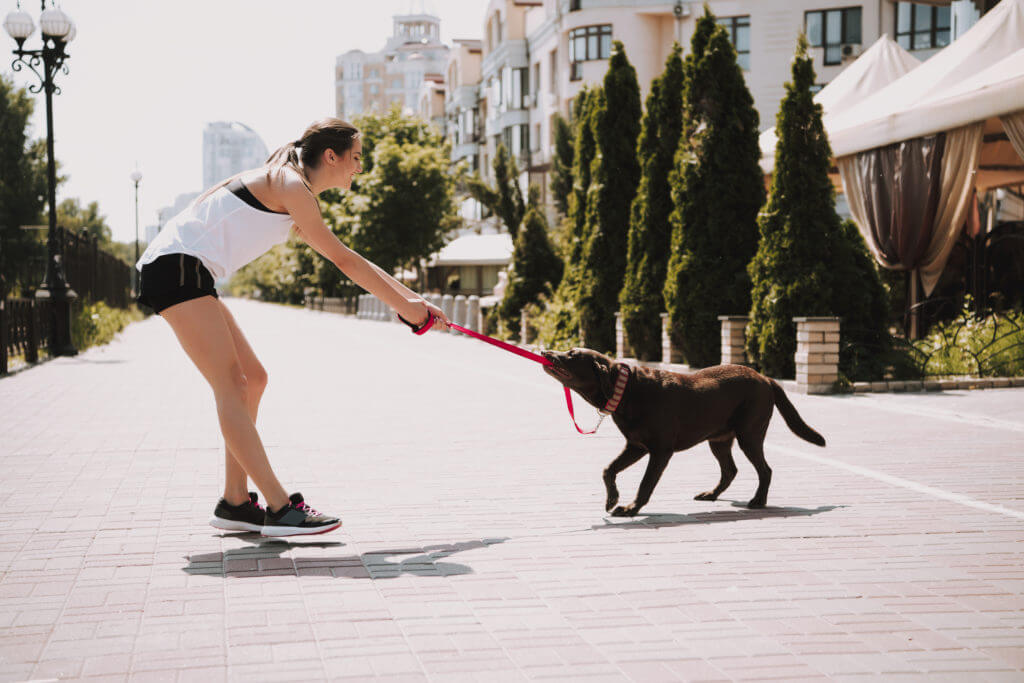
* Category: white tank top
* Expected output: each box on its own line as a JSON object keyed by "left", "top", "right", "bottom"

{"left": 136, "top": 180, "right": 294, "bottom": 279}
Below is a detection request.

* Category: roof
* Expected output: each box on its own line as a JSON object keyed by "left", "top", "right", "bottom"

{"left": 827, "top": 0, "right": 1024, "bottom": 158}
{"left": 759, "top": 35, "right": 920, "bottom": 173}
{"left": 429, "top": 233, "right": 513, "bottom": 266}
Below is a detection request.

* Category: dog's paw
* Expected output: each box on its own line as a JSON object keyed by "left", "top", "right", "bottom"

{"left": 610, "top": 504, "right": 639, "bottom": 517}
{"left": 694, "top": 490, "right": 719, "bottom": 501}
{"left": 605, "top": 491, "right": 619, "bottom": 512}
{"left": 747, "top": 498, "right": 767, "bottom": 509}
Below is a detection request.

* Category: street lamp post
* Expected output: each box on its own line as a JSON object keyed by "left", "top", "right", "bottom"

{"left": 130, "top": 169, "right": 141, "bottom": 296}
{"left": 4, "top": 0, "right": 77, "bottom": 356}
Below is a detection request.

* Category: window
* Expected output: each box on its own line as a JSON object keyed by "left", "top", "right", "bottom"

{"left": 370, "top": 84, "right": 379, "bottom": 95}
{"left": 569, "top": 0, "right": 581, "bottom": 10}
{"left": 569, "top": 25, "right": 612, "bottom": 81}
{"left": 346, "top": 62, "right": 362, "bottom": 80}
{"left": 895, "top": 2, "right": 951, "bottom": 50}
{"left": 805, "top": 7, "right": 862, "bottom": 65}
{"left": 534, "top": 123, "right": 541, "bottom": 151}
{"left": 716, "top": 16, "right": 751, "bottom": 71}
{"left": 533, "top": 62, "right": 541, "bottom": 98}
{"left": 503, "top": 124, "right": 528, "bottom": 157}
{"left": 549, "top": 49, "right": 558, "bottom": 94}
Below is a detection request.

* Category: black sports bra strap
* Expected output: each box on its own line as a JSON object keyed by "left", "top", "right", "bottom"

{"left": 226, "top": 178, "right": 288, "bottom": 215}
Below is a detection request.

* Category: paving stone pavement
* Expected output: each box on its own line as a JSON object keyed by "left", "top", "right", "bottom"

{"left": 1, "top": 298, "right": 1023, "bottom": 682}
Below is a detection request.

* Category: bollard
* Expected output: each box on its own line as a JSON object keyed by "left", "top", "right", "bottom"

{"left": 467, "top": 296, "right": 481, "bottom": 333}
{"left": 794, "top": 317, "right": 840, "bottom": 394}
{"left": 358, "top": 294, "right": 367, "bottom": 319}
{"left": 453, "top": 295, "right": 467, "bottom": 334}
{"left": 441, "top": 294, "right": 454, "bottom": 329}
{"left": 718, "top": 316, "right": 750, "bottom": 366}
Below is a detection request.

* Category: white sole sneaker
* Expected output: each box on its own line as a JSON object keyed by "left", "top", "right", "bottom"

{"left": 260, "top": 521, "right": 342, "bottom": 537}
{"left": 209, "top": 517, "right": 263, "bottom": 533}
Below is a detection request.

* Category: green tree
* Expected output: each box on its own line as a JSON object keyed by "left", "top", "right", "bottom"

{"left": 536, "top": 86, "right": 598, "bottom": 348}
{"left": 0, "top": 73, "right": 48, "bottom": 295}
{"left": 747, "top": 36, "right": 887, "bottom": 378}
{"left": 56, "top": 198, "right": 112, "bottom": 244}
{"left": 549, "top": 113, "right": 574, "bottom": 217}
{"left": 664, "top": 10, "right": 765, "bottom": 367}
{"left": 619, "top": 43, "right": 685, "bottom": 361}
{"left": 466, "top": 143, "right": 525, "bottom": 238}
{"left": 578, "top": 41, "right": 642, "bottom": 354}
{"left": 338, "top": 136, "right": 458, "bottom": 275}
{"left": 498, "top": 185, "right": 563, "bottom": 338}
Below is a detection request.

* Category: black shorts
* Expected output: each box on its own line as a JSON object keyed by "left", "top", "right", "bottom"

{"left": 137, "top": 253, "right": 219, "bottom": 314}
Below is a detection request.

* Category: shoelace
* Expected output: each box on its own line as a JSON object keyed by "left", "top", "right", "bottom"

{"left": 295, "top": 501, "right": 320, "bottom": 516}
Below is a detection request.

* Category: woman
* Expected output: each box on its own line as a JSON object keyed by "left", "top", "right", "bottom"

{"left": 136, "top": 118, "right": 448, "bottom": 537}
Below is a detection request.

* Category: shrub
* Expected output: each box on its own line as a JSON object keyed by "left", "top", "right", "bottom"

{"left": 578, "top": 42, "right": 642, "bottom": 354}
{"left": 71, "top": 299, "right": 144, "bottom": 351}
{"left": 620, "top": 43, "right": 684, "bottom": 361}
{"left": 664, "top": 11, "right": 764, "bottom": 367}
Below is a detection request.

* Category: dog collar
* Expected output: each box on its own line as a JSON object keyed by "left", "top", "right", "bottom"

{"left": 601, "top": 364, "right": 630, "bottom": 415}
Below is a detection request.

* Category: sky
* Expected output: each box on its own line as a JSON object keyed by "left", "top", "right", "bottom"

{"left": 5, "top": 0, "right": 485, "bottom": 244}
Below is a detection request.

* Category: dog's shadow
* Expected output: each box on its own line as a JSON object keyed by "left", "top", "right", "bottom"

{"left": 183, "top": 537, "right": 508, "bottom": 579}
{"left": 592, "top": 503, "right": 843, "bottom": 530}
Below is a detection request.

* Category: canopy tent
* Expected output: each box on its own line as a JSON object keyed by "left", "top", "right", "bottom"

{"left": 828, "top": 0, "right": 1024, "bottom": 308}
{"left": 758, "top": 35, "right": 920, "bottom": 174}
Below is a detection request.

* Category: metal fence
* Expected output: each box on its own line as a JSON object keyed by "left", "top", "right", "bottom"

{"left": 0, "top": 297, "right": 52, "bottom": 375}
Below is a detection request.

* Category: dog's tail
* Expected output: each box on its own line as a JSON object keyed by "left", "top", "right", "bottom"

{"left": 770, "top": 380, "right": 826, "bottom": 447}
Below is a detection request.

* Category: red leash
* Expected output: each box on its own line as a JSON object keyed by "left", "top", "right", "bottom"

{"left": 444, "top": 321, "right": 603, "bottom": 435}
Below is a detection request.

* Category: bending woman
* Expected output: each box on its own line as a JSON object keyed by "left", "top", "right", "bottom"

{"left": 136, "top": 118, "right": 448, "bottom": 537}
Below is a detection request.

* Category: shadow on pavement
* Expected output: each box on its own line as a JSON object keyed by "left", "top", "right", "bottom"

{"left": 182, "top": 537, "right": 508, "bottom": 579}
{"left": 591, "top": 504, "right": 841, "bottom": 530}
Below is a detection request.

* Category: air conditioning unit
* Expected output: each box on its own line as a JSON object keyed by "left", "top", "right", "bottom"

{"left": 673, "top": 1, "right": 691, "bottom": 18}
{"left": 841, "top": 43, "right": 863, "bottom": 61}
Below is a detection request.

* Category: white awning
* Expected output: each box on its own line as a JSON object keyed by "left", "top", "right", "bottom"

{"left": 759, "top": 35, "right": 920, "bottom": 174}
{"left": 428, "top": 233, "right": 513, "bottom": 267}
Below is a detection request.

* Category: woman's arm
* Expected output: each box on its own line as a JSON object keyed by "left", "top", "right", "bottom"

{"left": 281, "top": 177, "right": 447, "bottom": 328}
{"left": 366, "top": 262, "right": 449, "bottom": 329}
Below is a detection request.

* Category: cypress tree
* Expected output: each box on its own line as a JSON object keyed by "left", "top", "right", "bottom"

{"left": 619, "top": 43, "right": 685, "bottom": 361}
{"left": 664, "top": 9, "right": 765, "bottom": 367}
{"left": 466, "top": 143, "right": 525, "bottom": 238}
{"left": 747, "top": 36, "right": 887, "bottom": 378}
{"left": 578, "top": 41, "right": 642, "bottom": 354}
{"left": 549, "top": 113, "right": 574, "bottom": 217}
{"left": 498, "top": 185, "right": 564, "bottom": 338}
{"left": 537, "top": 86, "right": 599, "bottom": 348}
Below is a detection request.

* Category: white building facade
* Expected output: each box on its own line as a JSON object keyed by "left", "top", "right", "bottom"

{"left": 336, "top": 12, "right": 449, "bottom": 119}
{"left": 452, "top": 0, "right": 985, "bottom": 196}
{"left": 202, "top": 122, "right": 268, "bottom": 192}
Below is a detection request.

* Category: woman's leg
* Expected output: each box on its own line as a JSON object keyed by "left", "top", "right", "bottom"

{"left": 159, "top": 296, "right": 289, "bottom": 512}
{"left": 218, "top": 301, "right": 268, "bottom": 505}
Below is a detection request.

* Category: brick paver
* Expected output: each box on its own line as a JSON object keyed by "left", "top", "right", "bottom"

{"left": 1, "top": 298, "right": 1022, "bottom": 681}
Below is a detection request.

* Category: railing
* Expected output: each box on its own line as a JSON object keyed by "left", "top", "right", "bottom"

{"left": 57, "top": 227, "right": 132, "bottom": 309}
{"left": 0, "top": 297, "right": 52, "bottom": 375}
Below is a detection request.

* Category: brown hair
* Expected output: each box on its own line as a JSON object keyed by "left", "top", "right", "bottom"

{"left": 194, "top": 117, "right": 360, "bottom": 205}
{"left": 265, "top": 117, "right": 361, "bottom": 188}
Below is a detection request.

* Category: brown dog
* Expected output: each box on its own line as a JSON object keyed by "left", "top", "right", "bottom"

{"left": 542, "top": 348, "right": 826, "bottom": 516}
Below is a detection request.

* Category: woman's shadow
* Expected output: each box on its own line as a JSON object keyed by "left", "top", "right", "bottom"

{"left": 591, "top": 503, "right": 842, "bottom": 530}
{"left": 182, "top": 537, "right": 507, "bottom": 579}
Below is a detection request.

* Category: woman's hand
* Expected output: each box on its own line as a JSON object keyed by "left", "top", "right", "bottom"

{"left": 423, "top": 300, "right": 450, "bottom": 332}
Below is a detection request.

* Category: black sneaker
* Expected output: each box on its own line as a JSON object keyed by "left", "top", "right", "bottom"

{"left": 261, "top": 493, "right": 341, "bottom": 537}
{"left": 210, "top": 492, "right": 265, "bottom": 533}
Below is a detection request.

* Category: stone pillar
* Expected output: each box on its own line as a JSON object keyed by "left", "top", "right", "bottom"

{"left": 718, "top": 316, "right": 749, "bottom": 366}
{"left": 795, "top": 317, "right": 841, "bottom": 394}
{"left": 453, "top": 295, "right": 467, "bottom": 334}
{"left": 441, "top": 295, "right": 454, "bottom": 329}
{"left": 357, "top": 294, "right": 366, "bottom": 319}
{"left": 661, "top": 313, "right": 683, "bottom": 364}
{"left": 615, "top": 313, "right": 633, "bottom": 359}
{"left": 467, "top": 296, "right": 481, "bottom": 333}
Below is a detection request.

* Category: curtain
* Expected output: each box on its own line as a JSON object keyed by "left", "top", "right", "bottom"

{"left": 920, "top": 123, "right": 984, "bottom": 294}
{"left": 838, "top": 123, "right": 984, "bottom": 295}
{"left": 1002, "top": 111, "right": 1024, "bottom": 163}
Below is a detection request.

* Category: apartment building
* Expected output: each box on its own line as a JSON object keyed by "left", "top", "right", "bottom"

{"left": 444, "top": 39, "right": 484, "bottom": 172}
{"left": 459, "top": 0, "right": 986, "bottom": 196}
{"left": 202, "top": 122, "right": 267, "bottom": 192}
{"left": 335, "top": 12, "right": 449, "bottom": 119}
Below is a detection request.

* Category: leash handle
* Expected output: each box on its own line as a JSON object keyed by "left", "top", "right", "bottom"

{"left": 447, "top": 322, "right": 603, "bottom": 434}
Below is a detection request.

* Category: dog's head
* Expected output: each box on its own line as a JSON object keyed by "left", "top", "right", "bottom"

{"left": 541, "top": 347, "right": 621, "bottom": 409}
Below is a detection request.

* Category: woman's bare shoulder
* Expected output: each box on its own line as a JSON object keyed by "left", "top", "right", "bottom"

{"left": 241, "top": 166, "right": 311, "bottom": 206}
